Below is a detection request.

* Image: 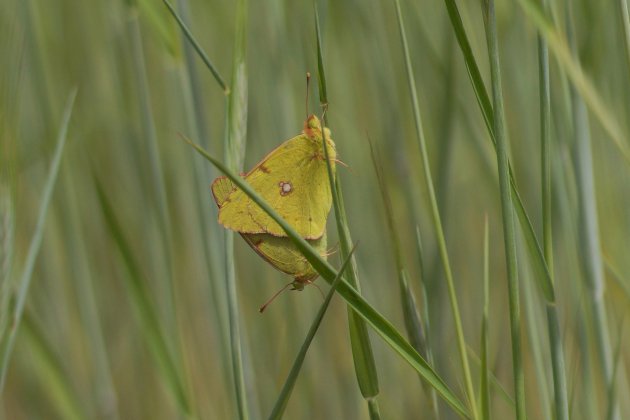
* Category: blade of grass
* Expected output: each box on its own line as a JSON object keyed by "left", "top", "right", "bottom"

{"left": 566, "top": 4, "right": 619, "bottom": 418}
{"left": 517, "top": 0, "right": 630, "bottom": 164}
{"left": 21, "top": 313, "right": 87, "bottom": 420}
{"left": 480, "top": 217, "right": 490, "bottom": 420}
{"left": 392, "top": 0, "right": 477, "bottom": 417}
{"left": 223, "top": 0, "right": 250, "bottom": 418}
{"left": 0, "top": 187, "right": 15, "bottom": 345}
{"left": 94, "top": 177, "right": 193, "bottom": 418}
{"left": 415, "top": 228, "right": 440, "bottom": 419}
{"left": 183, "top": 137, "right": 470, "bottom": 418}
{"left": 620, "top": 0, "right": 630, "bottom": 77}
{"left": 268, "top": 245, "right": 357, "bottom": 420}
{"left": 162, "top": 0, "right": 229, "bottom": 94}
{"left": 314, "top": 3, "right": 381, "bottom": 417}
{"left": 443, "top": 0, "right": 555, "bottom": 303}
{"left": 371, "top": 142, "right": 437, "bottom": 412}
{"left": 605, "top": 320, "right": 624, "bottom": 420}
{"left": 60, "top": 170, "right": 120, "bottom": 418}
{"left": 538, "top": 3, "right": 570, "bottom": 417}
{"left": 0, "top": 90, "right": 76, "bottom": 392}
{"left": 481, "top": 1, "right": 525, "bottom": 418}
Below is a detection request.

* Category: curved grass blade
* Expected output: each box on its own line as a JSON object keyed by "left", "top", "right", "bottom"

{"left": 162, "top": 0, "right": 229, "bottom": 94}
{"left": 480, "top": 217, "right": 490, "bottom": 420}
{"left": 0, "top": 90, "right": 76, "bottom": 392}
{"left": 442, "top": 0, "right": 555, "bottom": 303}
{"left": 22, "top": 314, "right": 87, "bottom": 420}
{"left": 314, "top": 2, "right": 380, "bottom": 416}
{"left": 537, "top": 3, "right": 569, "bottom": 416}
{"left": 223, "top": 0, "right": 250, "bottom": 418}
{"left": 268, "top": 245, "right": 357, "bottom": 420}
{"left": 393, "top": 0, "right": 477, "bottom": 416}
{"left": 482, "top": 1, "right": 525, "bottom": 418}
{"left": 517, "top": 0, "right": 630, "bottom": 164}
{"left": 94, "top": 178, "right": 193, "bottom": 418}
{"left": 183, "top": 137, "right": 470, "bottom": 418}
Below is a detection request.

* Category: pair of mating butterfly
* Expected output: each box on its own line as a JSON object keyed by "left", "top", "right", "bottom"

{"left": 211, "top": 114, "right": 337, "bottom": 309}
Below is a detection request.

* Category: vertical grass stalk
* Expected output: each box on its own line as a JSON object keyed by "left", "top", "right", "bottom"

{"left": 566, "top": 5, "right": 618, "bottom": 418}
{"left": 481, "top": 1, "right": 525, "bottom": 418}
{"left": 393, "top": 0, "right": 477, "bottom": 416}
{"left": 480, "top": 217, "right": 490, "bottom": 420}
{"left": 314, "top": 3, "right": 381, "bottom": 418}
{"left": 538, "top": 3, "right": 569, "bottom": 416}
{"left": 0, "top": 91, "right": 76, "bottom": 392}
{"left": 223, "top": 0, "right": 250, "bottom": 418}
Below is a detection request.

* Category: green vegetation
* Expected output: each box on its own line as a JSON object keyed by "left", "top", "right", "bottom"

{"left": 1, "top": 0, "right": 629, "bottom": 418}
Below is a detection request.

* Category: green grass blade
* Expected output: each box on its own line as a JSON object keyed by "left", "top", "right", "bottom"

{"left": 315, "top": 1, "right": 381, "bottom": 410}
{"left": 566, "top": 5, "right": 618, "bottom": 418}
{"left": 415, "top": 229, "right": 440, "bottom": 419}
{"left": 371, "top": 143, "right": 436, "bottom": 409}
{"left": 606, "top": 321, "right": 624, "bottom": 420}
{"left": 21, "top": 314, "right": 87, "bottom": 420}
{"left": 183, "top": 138, "right": 470, "bottom": 418}
{"left": 517, "top": 0, "right": 630, "bottom": 164}
{"left": 162, "top": 0, "right": 229, "bottom": 93}
{"left": 93, "top": 178, "right": 193, "bottom": 418}
{"left": 620, "top": 0, "right": 630, "bottom": 76}
{"left": 480, "top": 217, "right": 490, "bottom": 420}
{"left": 0, "top": 90, "right": 76, "bottom": 392}
{"left": 537, "top": 3, "right": 569, "bottom": 416}
{"left": 223, "top": 1, "right": 250, "bottom": 418}
{"left": 443, "top": 0, "right": 555, "bottom": 303}
{"left": 481, "top": 1, "right": 525, "bottom": 418}
{"left": 392, "top": 0, "right": 477, "bottom": 417}
{"left": 268, "top": 245, "right": 357, "bottom": 420}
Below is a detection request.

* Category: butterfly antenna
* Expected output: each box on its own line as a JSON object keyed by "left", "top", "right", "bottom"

{"left": 306, "top": 72, "right": 311, "bottom": 119}
{"left": 259, "top": 281, "right": 294, "bottom": 313}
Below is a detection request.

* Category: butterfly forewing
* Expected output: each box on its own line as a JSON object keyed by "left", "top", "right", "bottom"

{"left": 217, "top": 133, "right": 335, "bottom": 239}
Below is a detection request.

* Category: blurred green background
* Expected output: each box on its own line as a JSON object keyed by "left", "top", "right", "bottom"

{"left": 1, "top": 0, "right": 630, "bottom": 418}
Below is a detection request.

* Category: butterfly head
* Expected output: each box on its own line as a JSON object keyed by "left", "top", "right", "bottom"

{"left": 304, "top": 115, "right": 333, "bottom": 145}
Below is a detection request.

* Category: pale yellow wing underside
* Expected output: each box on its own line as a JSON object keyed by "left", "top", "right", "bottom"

{"left": 216, "top": 131, "right": 335, "bottom": 239}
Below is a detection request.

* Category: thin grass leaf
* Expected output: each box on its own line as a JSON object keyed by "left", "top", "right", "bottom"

{"left": 223, "top": 1, "right": 250, "bottom": 418}
{"left": 566, "top": 4, "right": 619, "bottom": 416}
{"left": 93, "top": 178, "right": 193, "bottom": 418}
{"left": 517, "top": 0, "right": 630, "bottom": 164}
{"left": 480, "top": 217, "right": 490, "bottom": 420}
{"left": 620, "top": 0, "right": 630, "bottom": 76}
{"left": 21, "top": 314, "right": 87, "bottom": 420}
{"left": 184, "top": 137, "right": 470, "bottom": 418}
{"left": 314, "top": 2, "right": 380, "bottom": 415}
{"left": 606, "top": 321, "right": 624, "bottom": 420}
{"left": 162, "top": 0, "right": 229, "bottom": 93}
{"left": 371, "top": 142, "right": 434, "bottom": 408}
{"left": 442, "top": 0, "right": 555, "bottom": 303}
{"left": 415, "top": 228, "right": 440, "bottom": 419}
{"left": 392, "top": 0, "right": 477, "bottom": 417}
{"left": 0, "top": 187, "right": 15, "bottom": 343}
{"left": 268, "top": 245, "right": 357, "bottom": 420}
{"left": 60, "top": 170, "right": 120, "bottom": 418}
{"left": 0, "top": 90, "right": 76, "bottom": 392}
{"left": 538, "top": 3, "right": 569, "bottom": 416}
{"left": 481, "top": 1, "right": 525, "bottom": 418}
{"left": 466, "top": 345, "right": 515, "bottom": 408}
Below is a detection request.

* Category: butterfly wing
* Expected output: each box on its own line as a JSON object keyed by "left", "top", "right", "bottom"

{"left": 216, "top": 133, "right": 335, "bottom": 239}
{"left": 211, "top": 176, "right": 325, "bottom": 281}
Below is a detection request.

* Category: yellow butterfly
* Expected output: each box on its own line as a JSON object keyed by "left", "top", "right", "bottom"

{"left": 215, "top": 115, "right": 336, "bottom": 240}
{"left": 211, "top": 176, "right": 326, "bottom": 284}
